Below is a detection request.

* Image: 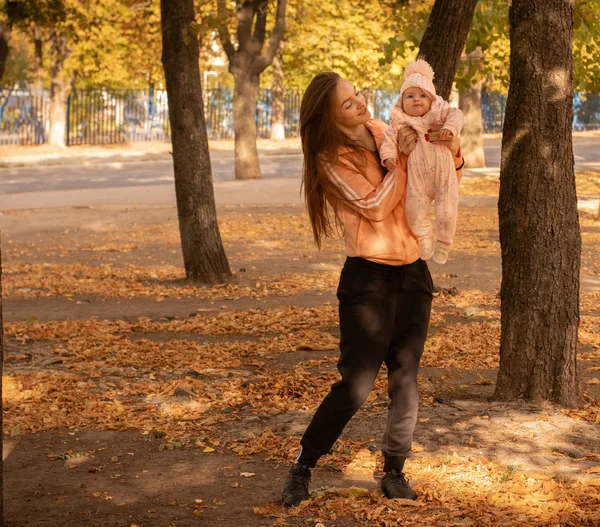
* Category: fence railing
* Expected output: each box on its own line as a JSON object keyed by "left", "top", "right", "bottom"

{"left": 0, "top": 89, "right": 49, "bottom": 145}
{"left": 1, "top": 88, "right": 599, "bottom": 146}
{"left": 481, "top": 91, "right": 506, "bottom": 133}
{"left": 66, "top": 89, "right": 171, "bottom": 146}
{"left": 203, "top": 88, "right": 302, "bottom": 139}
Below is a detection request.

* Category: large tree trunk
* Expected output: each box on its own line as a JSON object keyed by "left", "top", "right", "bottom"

{"left": 0, "top": 20, "right": 10, "bottom": 82}
{"left": 459, "top": 79, "right": 485, "bottom": 168}
{"left": 418, "top": 0, "right": 479, "bottom": 100}
{"left": 33, "top": 24, "right": 43, "bottom": 90}
{"left": 160, "top": 0, "right": 231, "bottom": 283}
{"left": 233, "top": 72, "right": 261, "bottom": 179}
{"left": 48, "top": 29, "right": 71, "bottom": 147}
{"left": 495, "top": 0, "right": 580, "bottom": 406}
{"left": 270, "top": 41, "right": 285, "bottom": 141}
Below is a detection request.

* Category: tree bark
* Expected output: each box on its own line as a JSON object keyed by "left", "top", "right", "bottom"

{"left": 48, "top": 28, "right": 71, "bottom": 147}
{"left": 417, "top": 0, "right": 479, "bottom": 100}
{"left": 160, "top": 0, "right": 231, "bottom": 283}
{"left": 270, "top": 40, "right": 285, "bottom": 141}
{"left": 216, "top": 0, "right": 287, "bottom": 179}
{"left": 0, "top": 240, "right": 3, "bottom": 527}
{"left": 459, "top": 79, "right": 485, "bottom": 168}
{"left": 495, "top": 0, "right": 580, "bottom": 406}
{"left": 233, "top": 71, "right": 261, "bottom": 179}
{"left": 33, "top": 24, "right": 43, "bottom": 90}
{"left": 362, "top": 87, "right": 375, "bottom": 117}
{"left": 0, "top": 20, "right": 11, "bottom": 82}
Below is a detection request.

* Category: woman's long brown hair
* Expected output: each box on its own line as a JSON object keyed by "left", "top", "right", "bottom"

{"left": 300, "top": 72, "right": 366, "bottom": 249}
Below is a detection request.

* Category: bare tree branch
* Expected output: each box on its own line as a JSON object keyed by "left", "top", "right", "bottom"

{"left": 254, "top": 0, "right": 286, "bottom": 73}
{"left": 0, "top": 21, "right": 11, "bottom": 83}
{"left": 130, "top": 1, "right": 152, "bottom": 12}
{"left": 236, "top": 0, "right": 254, "bottom": 51}
{"left": 215, "top": 0, "right": 235, "bottom": 62}
{"left": 251, "top": 0, "right": 268, "bottom": 54}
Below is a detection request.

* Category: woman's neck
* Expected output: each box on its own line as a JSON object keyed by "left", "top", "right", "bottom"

{"left": 338, "top": 122, "right": 376, "bottom": 152}
{"left": 338, "top": 122, "right": 368, "bottom": 141}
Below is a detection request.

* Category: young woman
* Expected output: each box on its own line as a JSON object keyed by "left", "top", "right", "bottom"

{"left": 282, "top": 72, "right": 464, "bottom": 507}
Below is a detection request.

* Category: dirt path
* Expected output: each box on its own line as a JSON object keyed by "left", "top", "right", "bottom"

{"left": 2, "top": 198, "right": 600, "bottom": 526}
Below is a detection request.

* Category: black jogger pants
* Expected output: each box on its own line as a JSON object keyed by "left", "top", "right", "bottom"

{"left": 297, "top": 256, "right": 433, "bottom": 472}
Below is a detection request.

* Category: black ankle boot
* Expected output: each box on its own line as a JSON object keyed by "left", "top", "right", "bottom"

{"left": 381, "top": 468, "right": 417, "bottom": 500}
{"left": 282, "top": 463, "right": 311, "bottom": 507}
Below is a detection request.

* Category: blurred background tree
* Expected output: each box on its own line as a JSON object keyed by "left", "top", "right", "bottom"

{"left": 2, "top": 0, "right": 597, "bottom": 96}
{"left": 0, "top": 0, "right": 598, "bottom": 151}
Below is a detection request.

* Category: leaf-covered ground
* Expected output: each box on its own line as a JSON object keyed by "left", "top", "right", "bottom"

{"left": 2, "top": 179, "right": 600, "bottom": 526}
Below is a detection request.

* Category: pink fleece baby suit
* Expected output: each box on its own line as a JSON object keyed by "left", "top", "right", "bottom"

{"left": 380, "top": 61, "right": 464, "bottom": 251}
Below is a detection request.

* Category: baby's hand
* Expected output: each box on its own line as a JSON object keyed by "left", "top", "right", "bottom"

{"left": 439, "top": 128, "right": 454, "bottom": 140}
{"left": 383, "top": 158, "right": 397, "bottom": 170}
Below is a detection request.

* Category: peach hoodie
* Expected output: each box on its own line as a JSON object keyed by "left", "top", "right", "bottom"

{"left": 319, "top": 118, "right": 463, "bottom": 266}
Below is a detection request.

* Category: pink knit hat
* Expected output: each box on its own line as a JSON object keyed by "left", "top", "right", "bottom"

{"left": 400, "top": 59, "right": 436, "bottom": 101}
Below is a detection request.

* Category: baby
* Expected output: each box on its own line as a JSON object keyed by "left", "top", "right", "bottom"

{"left": 380, "top": 59, "right": 464, "bottom": 265}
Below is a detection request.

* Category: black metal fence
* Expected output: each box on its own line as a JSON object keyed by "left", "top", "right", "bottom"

{"left": 1, "top": 88, "right": 599, "bottom": 146}
{"left": 574, "top": 92, "right": 600, "bottom": 131}
{"left": 372, "top": 90, "right": 403, "bottom": 125}
{"left": 203, "top": 88, "right": 302, "bottom": 139}
{"left": 0, "top": 89, "right": 49, "bottom": 145}
{"left": 480, "top": 91, "right": 600, "bottom": 132}
{"left": 66, "top": 89, "right": 171, "bottom": 146}
{"left": 481, "top": 91, "right": 506, "bottom": 133}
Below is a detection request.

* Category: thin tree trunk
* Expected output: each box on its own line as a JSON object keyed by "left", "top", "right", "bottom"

{"left": 270, "top": 41, "right": 285, "bottom": 140}
{"left": 215, "top": 0, "right": 287, "bottom": 180}
{"left": 233, "top": 72, "right": 261, "bottom": 179}
{"left": 362, "top": 87, "right": 375, "bottom": 117}
{"left": 48, "top": 75, "right": 70, "bottom": 147}
{"left": 160, "top": 0, "right": 231, "bottom": 283}
{"left": 33, "top": 24, "right": 43, "bottom": 90}
{"left": 417, "top": 0, "right": 479, "bottom": 100}
{"left": 0, "top": 240, "right": 3, "bottom": 526}
{"left": 459, "top": 79, "right": 485, "bottom": 168}
{"left": 48, "top": 28, "right": 71, "bottom": 147}
{"left": 495, "top": 0, "right": 580, "bottom": 406}
{"left": 0, "top": 20, "right": 11, "bottom": 82}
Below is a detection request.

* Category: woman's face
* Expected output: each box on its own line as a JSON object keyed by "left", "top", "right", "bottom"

{"left": 332, "top": 79, "right": 370, "bottom": 129}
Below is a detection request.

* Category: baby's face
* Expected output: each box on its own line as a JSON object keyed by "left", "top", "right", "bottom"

{"left": 402, "top": 88, "right": 431, "bottom": 117}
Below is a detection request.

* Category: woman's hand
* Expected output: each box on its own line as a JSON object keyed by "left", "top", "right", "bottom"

{"left": 397, "top": 125, "right": 418, "bottom": 157}
{"left": 427, "top": 125, "right": 461, "bottom": 157}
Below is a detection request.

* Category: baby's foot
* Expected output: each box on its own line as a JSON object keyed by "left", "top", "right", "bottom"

{"left": 418, "top": 237, "right": 434, "bottom": 261}
{"left": 432, "top": 241, "right": 450, "bottom": 265}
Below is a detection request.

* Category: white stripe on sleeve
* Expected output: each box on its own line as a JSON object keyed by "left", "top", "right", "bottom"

{"left": 322, "top": 162, "right": 396, "bottom": 210}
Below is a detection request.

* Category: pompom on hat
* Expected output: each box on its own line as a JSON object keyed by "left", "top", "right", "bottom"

{"left": 400, "top": 59, "right": 436, "bottom": 101}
